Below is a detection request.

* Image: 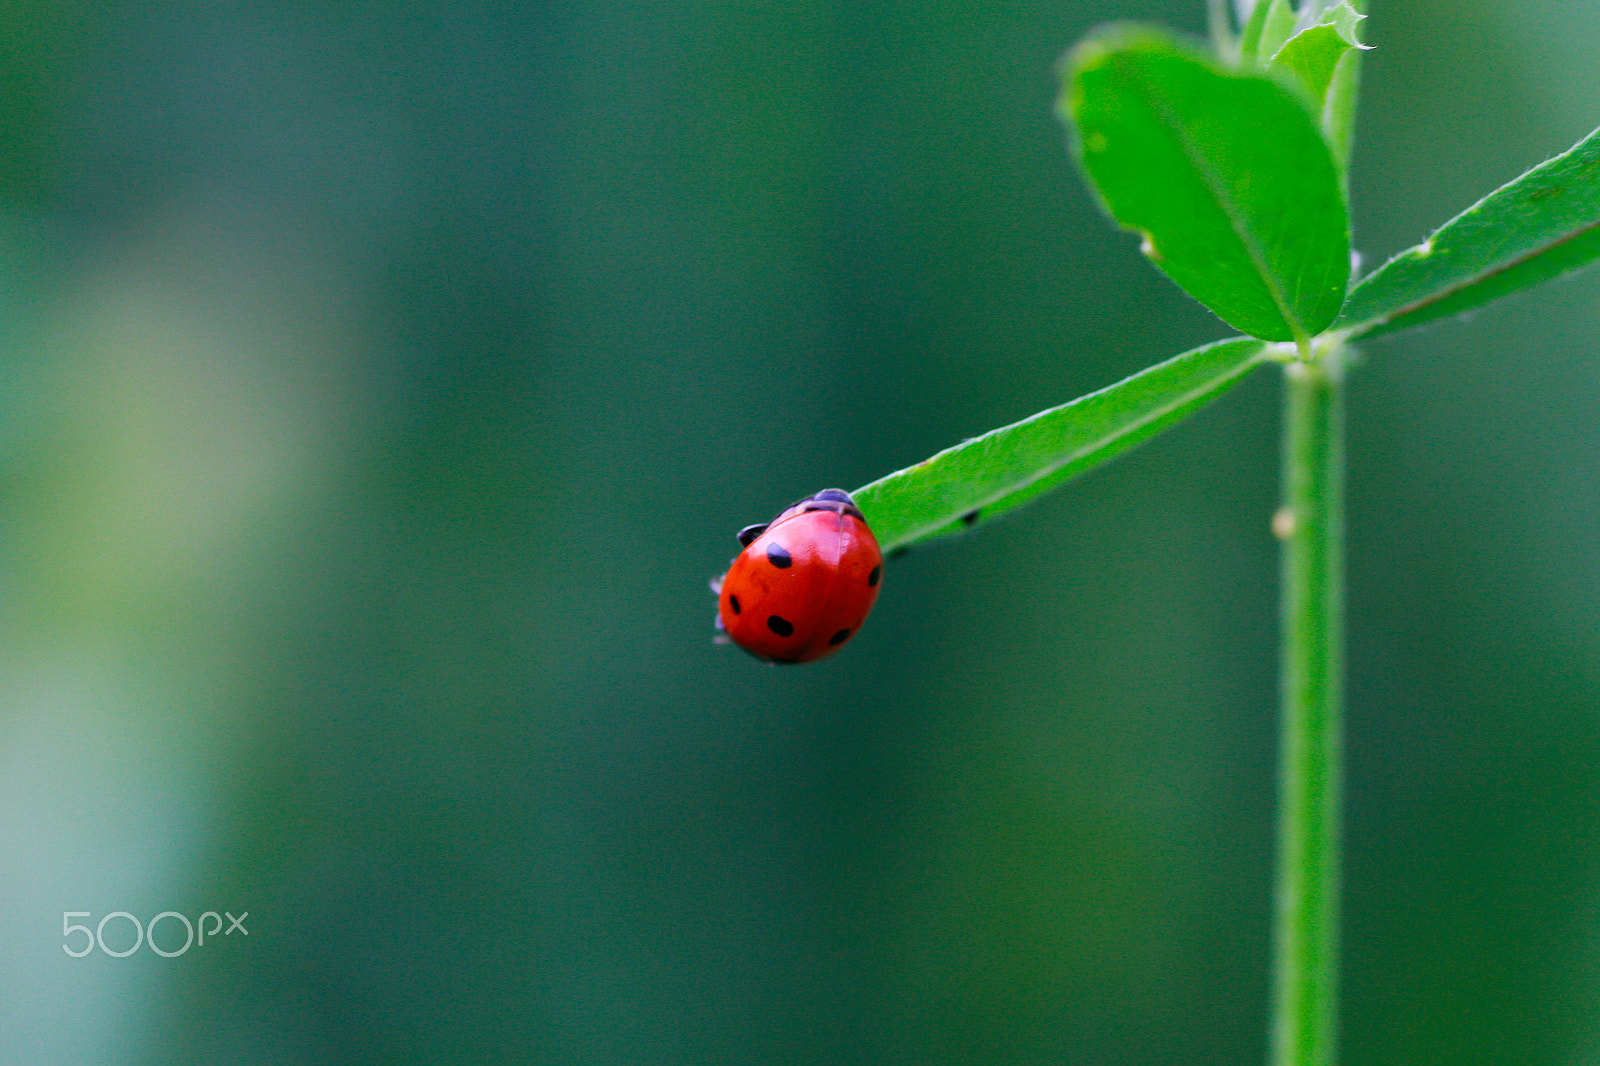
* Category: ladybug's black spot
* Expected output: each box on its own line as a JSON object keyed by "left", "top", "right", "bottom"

{"left": 729, "top": 594, "right": 741, "bottom": 615}
{"left": 962, "top": 509, "right": 980, "bottom": 527}
{"left": 766, "top": 543, "right": 792, "bottom": 568}
{"left": 767, "top": 615, "right": 794, "bottom": 637}
{"left": 828, "top": 628, "right": 851, "bottom": 646}
{"left": 867, "top": 565, "right": 881, "bottom": 587}
{"left": 737, "top": 523, "right": 768, "bottom": 547}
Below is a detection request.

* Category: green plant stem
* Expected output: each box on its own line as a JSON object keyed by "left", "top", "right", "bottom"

{"left": 1271, "top": 353, "right": 1345, "bottom": 1066}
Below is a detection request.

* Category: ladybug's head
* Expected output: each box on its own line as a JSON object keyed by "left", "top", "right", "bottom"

{"left": 736, "top": 488, "right": 864, "bottom": 546}
{"left": 795, "top": 488, "right": 864, "bottom": 521}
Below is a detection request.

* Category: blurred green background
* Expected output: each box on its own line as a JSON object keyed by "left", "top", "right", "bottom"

{"left": 2, "top": 0, "right": 1598, "bottom": 1062}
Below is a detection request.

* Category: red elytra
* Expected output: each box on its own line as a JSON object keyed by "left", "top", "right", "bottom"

{"left": 714, "top": 488, "right": 883, "bottom": 663}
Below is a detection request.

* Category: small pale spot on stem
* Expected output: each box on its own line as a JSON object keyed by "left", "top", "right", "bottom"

{"left": 1272, "top": 506, "right": 1296, "bottom": 540}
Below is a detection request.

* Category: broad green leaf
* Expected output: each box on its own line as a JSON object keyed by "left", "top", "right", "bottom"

{"left": 1338, "top": 125, "right": 1600, "bottom": 339}
{"left": 853, "top": 336, "right": 1270, "bottom": 553}
{"left": 1061, "top": 26, "right": 1350, "bottom": 342}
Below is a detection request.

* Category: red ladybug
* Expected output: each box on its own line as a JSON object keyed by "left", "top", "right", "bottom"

{"left": 712, "top": 488, "right": 883, "bottom": 663}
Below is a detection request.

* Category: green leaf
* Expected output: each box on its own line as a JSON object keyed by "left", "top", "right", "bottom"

{"left": 1268, "top": 24, "right": 1349, "bottom": 107}
{"left": 853, "top": 336, "right": 1270, "bottom": 553}
{"left": 1338, "top": 125, "right": 1600, "bottom": 339}
{"left": 1300, "top": 0, "right": 1366, "bottom": 22}
{"left": 1061, "top": 25, "right": 1350, "bottom": 342}
{"left": 1266, "top": 3, "right": 1368, "bottom": 168}
{"left": 1256, "top": 0, "right": 1299, "bottom": 66}
{"left": 1324, "top": 0, "right": 1368, "bottom": 47}
{"left": 1320, "top": 46, "right": 1362, "bottom": 170}
{"left": 1238, "top": 0, "right": 1295, "bottom": 65}
{"left": 1268, "top": 1, "right": 1368, "bottom": 99}
{"left": 1236, "top": 0, "right": 1272, "bottom": 64}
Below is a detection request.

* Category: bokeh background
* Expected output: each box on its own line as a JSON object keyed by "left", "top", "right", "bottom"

{"left": 2, "top": 0, "right": 1599, "bottom": 1062}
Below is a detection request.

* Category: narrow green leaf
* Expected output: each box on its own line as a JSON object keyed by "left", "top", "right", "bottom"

{"left": 1268, "top": 24, "right": 1349, "bottom": 107}
{"left": 1325, "top": 1, "right": 1367, "bottom": 47}
{"left": 1320, "top": 46, "right": 1361, "bottom": 171}
{"left": 1237, "top": 0, "right": 1277, "bottom": 64}
{"left": 1299, "top": 0, "right": 1363, "bottom": 22}
{"left": 1061, "top": 26, "right": 1350, "bottom": 342}
{"left": 1256, "top": 0, "right": 1299, "bottom": 66}
{"left": 1269, "top": 0, "right": 1367, "bottom": 99}
{"left": 1267, "top": 4, "right": 1367, "bottom": 169}
{"left": 1338, "top": 125, "right": 1600, "bottom": 339}
{"left": 853, "top": 336, "right": 1270, "bottom": 553}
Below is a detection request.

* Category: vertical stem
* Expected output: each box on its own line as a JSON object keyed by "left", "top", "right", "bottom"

{"left": 1271, "top": 355, "right": 1345, "bottom": 1066}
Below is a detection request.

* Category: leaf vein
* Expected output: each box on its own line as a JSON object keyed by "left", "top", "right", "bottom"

{"left": 1143, "top": 84, "right": 1303, "bottom": 340}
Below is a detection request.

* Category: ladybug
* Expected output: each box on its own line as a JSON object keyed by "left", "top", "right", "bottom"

{"left": 712, "top": 488, "right": 883, "bottom": 663}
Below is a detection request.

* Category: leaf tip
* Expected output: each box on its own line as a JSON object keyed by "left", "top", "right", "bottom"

{"left": 1060, "top": 29, "right": 1119, "bottom": 81}
{"left": 1063, "top": 22, "right": 1187, "bottom": 79}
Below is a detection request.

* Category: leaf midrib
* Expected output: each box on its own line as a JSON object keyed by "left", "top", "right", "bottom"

{"left": 1139, "top": 67, "right": 1305, "bottom": 342}
{"left": 865, "top": 348, "right": 1266, "bottom": 549}
{"left": 1349, "top": 215, "right": 1600, "bottom": 336}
